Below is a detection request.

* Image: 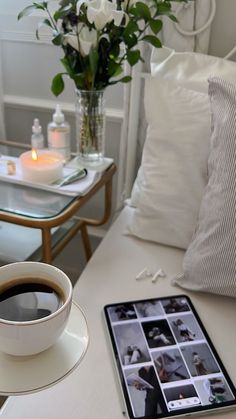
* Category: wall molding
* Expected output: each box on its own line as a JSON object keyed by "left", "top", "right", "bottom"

{"left": 0, "top": 13, "right": 51, "bottom": 44}
{"left": 0, "top": 30, "right": 50, "bottom": 44}
{"left": 4, "top": 95, "right": 124, "bottom": 122}
{"left": 0, "top": 13, "right": 125, "bottom": 52}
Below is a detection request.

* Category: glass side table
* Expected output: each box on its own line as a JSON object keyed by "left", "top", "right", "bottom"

{"left": 0, "top": 140, "right": 116, "bottom": 264}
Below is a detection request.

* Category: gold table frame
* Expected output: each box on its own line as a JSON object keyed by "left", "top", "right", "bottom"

{"left": 0, "top": 141, "right": 116, "bottom": 264}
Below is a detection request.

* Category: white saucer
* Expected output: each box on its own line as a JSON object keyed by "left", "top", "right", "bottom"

{"left": 0, "top": 302, "right": 89, "bottom": 396}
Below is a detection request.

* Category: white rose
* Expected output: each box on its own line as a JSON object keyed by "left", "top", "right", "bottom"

{"left": 65, "top": 33, "right": 79, "bottom": 51}
{"left": 87, "top": 0, "right": 125, "bottom": 30}
{"left": 79, "top": 26, "right": 97, "bottom": 56}
{"left": 64, "top": 23, "right": 83, "bottom": 51}
{"left": 64, "top": 23, "right": 97, "bottom": 56}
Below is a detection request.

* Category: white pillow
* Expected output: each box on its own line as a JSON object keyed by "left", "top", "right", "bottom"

{"left": 151, "top": 47, "right": 236, "bottom": 93}
{"left": 173, "top": 77, "right": 236, "bottom": 298}
{"left": 126, "top": 50, "right": 236, "bottom": 249}
{"left": 127, "top": 77, "right": 210, "bottom": 249}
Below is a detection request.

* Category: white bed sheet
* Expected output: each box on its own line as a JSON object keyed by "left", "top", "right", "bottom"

{"left": 1, "top": 206, "right": 236, "bottom": 419}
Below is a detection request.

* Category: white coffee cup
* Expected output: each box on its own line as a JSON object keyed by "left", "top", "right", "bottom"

{"left": 0, "top": 261, "right": 73, "bottom": 356}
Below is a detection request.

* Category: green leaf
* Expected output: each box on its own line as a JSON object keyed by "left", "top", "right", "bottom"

{"left": 108, "top": 61, "right": 123, "bottom": 78}
{"left": 52, "top": 32, "right": 64, "bottom": 46}
{"left": 34, "top": 2, "right": 48, "bottom": 9}
{"left": 18, "top": 2, "right": 48, "bottom": 20}
{"left": 51, "top": 73, "right": 65, "bottom": 96}
{"left": 142, "top": 35, "right": 162, "bottom": 48}
{"left": 89, "top": 48, "right": 99, "bottom": 78}
{"left": 109, "top": 43, "right": 120, "bottom": 60}
{"left": 36, "top": 18, "right": 52, "bottom": 39}
{"left": 123, "top": 20, "right": 139, "bottom": 37}
{"left": 60, "top": 57, "right": 72, "bottom": 75}
{"left": 18, "top": 5, "right": 37, "bottom": 20}
{"left": 156, "top": 3, "right": 171, "bottom": 14}
{"left": 109, "top": 75, "right": 132, "bottom": 85}
{"left": 149, "top": 19, "right": 162, "bottom": 35}
{"left": 54, "top": 5, "right": 72, "bottom": 21}
{"left": 129, "top": 6, "right": 139, "bottom": 17}
{"left": 73, "top": 73, "right": 86, "bottom": 89}
{"left": 127, "top": 49, "right": 140, "bottom": 66}
{"left": 135, "top": 2, "right": 151, "bottom": 21}
{"left": 123, "top": 33, "right": 138, "bottom": 49}
{"left": 168, "top": 14, "right": 178, "bottom": 22}
{"left": 119, "top": 76, "right": 132, "bottom": 83}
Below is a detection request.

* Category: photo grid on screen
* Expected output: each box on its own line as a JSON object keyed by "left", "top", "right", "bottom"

{"left": 106, "top": 297, "right": 235, "bottom": 418}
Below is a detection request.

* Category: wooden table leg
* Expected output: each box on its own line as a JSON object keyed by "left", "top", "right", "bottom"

{"left": 41, "top": 228, "right": 52, "bottom": 264}
{"left": 80, "top": 223, "right": 92, "bottom": 261}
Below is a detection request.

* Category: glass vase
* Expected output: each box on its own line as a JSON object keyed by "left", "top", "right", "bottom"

{"left": 75, "top": 89, "right": 105, "bottom": 163}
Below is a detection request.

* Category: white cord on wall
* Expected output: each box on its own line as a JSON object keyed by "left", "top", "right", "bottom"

{"left": 175, "top": 0, "right": 216, "bottom": 36}
{"left": 175, "top": 0, "right": 235, "bottom": 60}
{"left": 224, "top": 45, "right": 236, "bottom": 60}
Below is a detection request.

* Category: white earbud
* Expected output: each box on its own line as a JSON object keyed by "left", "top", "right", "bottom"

{"left": 151, "top": 269, "right": 166, "bottom": 283}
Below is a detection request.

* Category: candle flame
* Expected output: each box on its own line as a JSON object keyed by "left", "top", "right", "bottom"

{"left": 31, "top": 149, "right": 38, "bottom": 161}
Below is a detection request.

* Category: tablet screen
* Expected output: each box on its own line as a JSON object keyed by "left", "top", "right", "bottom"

{"left": 104, "top": 295, "right": 236, "bottom": 419}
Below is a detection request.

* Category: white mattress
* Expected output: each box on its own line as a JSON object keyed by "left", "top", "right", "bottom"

{"left": 2, "top": 206, "right": 236, "bottom": 419}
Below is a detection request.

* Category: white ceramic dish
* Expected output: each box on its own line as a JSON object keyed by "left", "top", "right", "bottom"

{"left": 0, "top": 302, "right": 89, "bottom": 396}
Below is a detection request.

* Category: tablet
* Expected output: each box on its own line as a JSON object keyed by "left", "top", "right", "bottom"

{"left": 104, "top": 295, "right": 236, "bottom": 419}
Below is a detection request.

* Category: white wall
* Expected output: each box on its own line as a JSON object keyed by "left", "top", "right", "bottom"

{"left": 209, "top": 0, "right": 236, "bottom": 59}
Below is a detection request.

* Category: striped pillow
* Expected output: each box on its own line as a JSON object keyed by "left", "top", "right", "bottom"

{"left": 173, "top": 77, "right": 236, "bottom": 298}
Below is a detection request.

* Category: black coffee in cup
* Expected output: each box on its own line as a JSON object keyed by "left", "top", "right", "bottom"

{"left": 0, "top": 278, "right": 65, "bottom": 322}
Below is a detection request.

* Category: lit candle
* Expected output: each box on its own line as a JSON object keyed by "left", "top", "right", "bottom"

{"left": 19, "top": 149, "right": 63, "bottom": 184}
